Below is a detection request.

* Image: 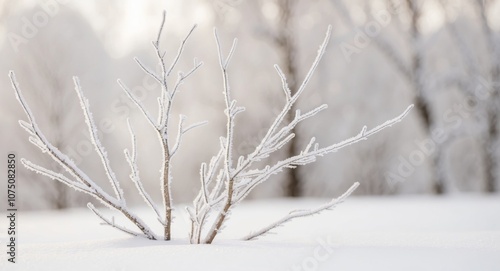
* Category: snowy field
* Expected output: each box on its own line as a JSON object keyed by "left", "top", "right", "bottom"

{"left": 1, "top": 195, "right": 499, "bottom": 271}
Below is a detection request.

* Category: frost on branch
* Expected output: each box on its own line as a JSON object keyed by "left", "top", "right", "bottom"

{"left": 244, "top": 182, "right": 360, "bottom": 240}
{"left": 188, "top": 25, "right": 414, "bottom": 244}
{"left": 9, "top": 11, "right": 203, "bottom": 241}
{"left": 10, "top": 11, "right": 413, "bottom": 243}
{"left": 116, "top": 10, "right": 204, "bottom": 241}
{"left": 10, "top": 71, "right": 158, "bottom": 240}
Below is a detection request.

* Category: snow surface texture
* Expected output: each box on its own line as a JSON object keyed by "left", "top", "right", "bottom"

{"left": 1, "top": 196, "right": 499, "bottom": 271}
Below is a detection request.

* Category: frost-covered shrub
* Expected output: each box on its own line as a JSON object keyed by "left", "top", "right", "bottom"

{"left": 10, "top": 12, "right": 412, "bottom": 243}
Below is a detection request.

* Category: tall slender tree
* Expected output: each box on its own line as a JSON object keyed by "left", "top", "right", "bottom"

{"left": 333, "top": 0, "right": 445, "bottom": 193}
{"left": 255, "top": 0, "right": 302, "bottom": 196}
{"left": 443, "top": 0, "right": 499, "bottom": 192}
{"left": 477, "top": 0, "right": 500, "bottom": 192}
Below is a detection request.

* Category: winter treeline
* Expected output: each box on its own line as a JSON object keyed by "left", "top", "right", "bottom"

{"left": 0, "top": 0, "right": 499, "bottom": 211}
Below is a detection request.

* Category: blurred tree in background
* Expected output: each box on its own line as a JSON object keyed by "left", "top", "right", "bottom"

{"left": 1, "top": 0, "right": 499, "bottom": 210}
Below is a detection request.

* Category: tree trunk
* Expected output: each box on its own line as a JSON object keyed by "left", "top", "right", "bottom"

{"left": 277, "top": 0, "right": 301, "bottom": 197}
{"left": 413, "top": 94, "right": 444, "bottom": 194}
{"left": 478, "top": 0, "right": 499, "bottom": 193}
{"left": 484, "top": 103, "right": 498, "bottom": 192}
{"left": 408, "top": 0, "right": 444, "bottom": 194}
{"left": 283, "top": 41, "right": 300, "bottom": 197}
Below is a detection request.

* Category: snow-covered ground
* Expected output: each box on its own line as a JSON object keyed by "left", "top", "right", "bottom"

{"left": 1, "top": 195, "right": 499, "bottom": 271}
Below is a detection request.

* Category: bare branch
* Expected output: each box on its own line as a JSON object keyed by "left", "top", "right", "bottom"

{"left": 117, "top": 79, "right": 158, "bottom": 129}
{"left": 11, "top": 9, "right": 414, "bottom": 243}
{"left": 18, "top": 120, "right": 36, "bottom": 137}
{"left": 293, "top": 25, "right": 331, "bottom": 101}
{"left": 11, "top": 71, "right": 158, "bottom": 240}
{"left": 200, "top": 163, "right": 210, "bottom": 204}
{"left": 152, "top": 10, "right": 169, "bottom": 118}
{"left": 10, "top": 71, "right": 37, "bottom": 126}
{"left": 254, "top": 25, "right": 333, "bottom": 157}
{"left": 27, "top": 136, "right": 48, "bottom": 152}
{"left": 22, "top": 158, "right": 94, "bottom": 194}
{"left": 363, "top": 104, "right": 413, "bottom": 136}
{"left": 201, "top": 31, "right": 242, "bottom": 244}
{"left": 155, "top": 10, "right": 167, "bottom": 48}
{"left": 170, "top": 115, "right": 208, "bottom": 157}
{"left": 10, "top": 71, "right": 107, "bottom": 198}
{"left": 134, "top": 57, "right": 162, "bottom": 84}
{"left": 124, "top": 119, "right": 164, "bottom": 226}
{"left": 274, "top": 64, "right": 292, "bottom": 101}
{"left": 266, "top": 104, "right": 328, "bottom": 150}
{"left": 167, "top": 24, "right": 198, "bottom": 76}
{"left": 87, "top": 203, "right": 144, "bottom": 238}
{"left": 235, "top": 105, "right": 414, "bottom": 202}
{"left": 244, "top": 182, "right": 359, "bottom": 240}
{"left": 74, "top": 77, "right": 124, "bottom": 202}
{"left": 170, "top": 60, "right": 204, "bottom": 101}
{"left": 214, "top": 28, "right": 239, "bottom": 71}
{"left": 199, "top": 25, "right": 368, "bottom": 244}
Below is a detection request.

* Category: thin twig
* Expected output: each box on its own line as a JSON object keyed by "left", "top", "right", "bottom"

{"left": 124, "top": 119, "right": 164, "bottom": 225}
{"left": 87, "top": 203, "right": 143, "bottom": 237}
{"left": 167, "top": 24, "right": 198, "bottom": 76}
{"left": 22, "top": 158, "right": 94, "bottom": 194}
{"left": 244, "top": 182, "right": 359, "bottom": 240}
{"left": 117, "top": 79, "right": 158, "bottom": 129}
{"left": 74, "top": 77, "right": 124, "bottom": 202}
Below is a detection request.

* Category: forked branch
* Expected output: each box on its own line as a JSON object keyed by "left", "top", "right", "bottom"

{"left": 192, "top": 25, "right": 413, "bottom": 244}
{"left": 10, "top": 71, "right": 158, "bottom": 240}
{"left": 11, "top": 12, "right": 413, "bottom": 244}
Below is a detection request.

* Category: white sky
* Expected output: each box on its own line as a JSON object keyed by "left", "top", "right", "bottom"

{"left": 0, "top": 0, "right": 213, "bottom": 58}
{"left": 1, "top": 0, "right": 499, "bottom": 58}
